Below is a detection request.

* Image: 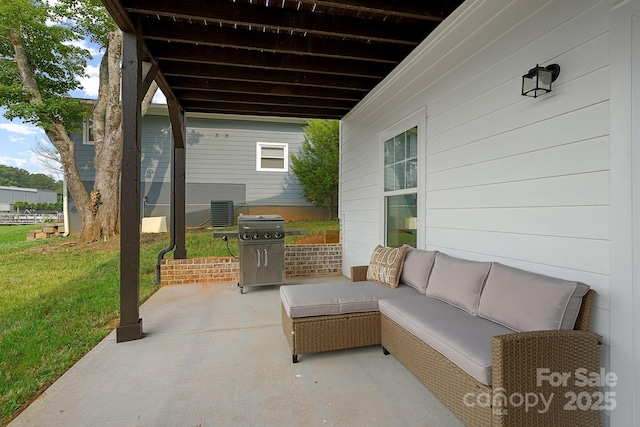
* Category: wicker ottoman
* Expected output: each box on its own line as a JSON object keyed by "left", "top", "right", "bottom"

{"left": 279, "top": 281, "right": 419, "bottom": 362}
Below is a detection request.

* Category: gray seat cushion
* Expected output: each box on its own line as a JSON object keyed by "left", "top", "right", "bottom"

{"left": 379, "top": 295, "right": 515, "bottom": 386}
{"left": 280, "top": 281, "right": 421, "bottom": 318}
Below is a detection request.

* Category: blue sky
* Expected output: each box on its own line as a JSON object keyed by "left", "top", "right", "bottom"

{"left": 0, "top": 37, "right": 165, "bottom": 180}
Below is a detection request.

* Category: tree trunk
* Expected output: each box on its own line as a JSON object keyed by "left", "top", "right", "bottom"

{"left": 85, "top": 28, "right": 157, "bottom": 242}
{"left": 12, "top": 25, "right": 158, "bottom": 243}
{"left": 10, "top": 26, "right": 95, "bottom": 240}
{"left": 45, "top": 124, "right": 95, "bottom": 238}
{"left": 85, "top": 28, "right": 122, "bottom": 242}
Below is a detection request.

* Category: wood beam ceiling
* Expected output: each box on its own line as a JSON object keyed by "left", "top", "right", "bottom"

{"left": 122, "top": 0, "right": 432, "bottom": 44}
{"left": 102, "top": 0, "right": 465, "bottom": 119}
{"left": 139, "top": 19, "right": 413, "bottom": 63}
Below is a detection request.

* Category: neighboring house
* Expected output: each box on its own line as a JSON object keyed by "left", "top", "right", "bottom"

{"left": 340, "top": 1, "right": 637, "bottom": 426}
{"left": 67, "top": 107, "right": 326, "bottom": 234}
{"left": 0, "top": 186, "right": 57, "bottom": 211}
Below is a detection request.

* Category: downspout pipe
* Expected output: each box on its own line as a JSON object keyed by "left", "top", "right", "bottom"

{"left": 155, "top": 138, "right": 176, "bottom": 285}
{"left": 62, "top": 177, "right": 70, "bottom": 236}
{"left": 155, "top": 224, "right": 175, "bottom": 285}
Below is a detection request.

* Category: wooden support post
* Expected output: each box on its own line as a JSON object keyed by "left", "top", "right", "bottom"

{"left": 117, "top": 30, "right": 144, "bottom": 343}
{"left": 168, "top": 100, "right": 187, "bottom": 259}
{"left": 174, "top": 145, "right": 187, "bottom": 259}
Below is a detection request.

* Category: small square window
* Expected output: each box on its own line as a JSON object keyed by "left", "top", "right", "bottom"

{"left": 257, "top": 142, "right": 288, "bottom": 172}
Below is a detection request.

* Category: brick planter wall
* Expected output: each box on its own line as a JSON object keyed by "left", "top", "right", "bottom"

{"left": 285, "top": 244, "right": 342, "bottom": 278}
{"left": 160, "top": 257, "right": 239, "bottom": 285}
{"left": 161, "top": 243, "right": 342, "bottom": 285}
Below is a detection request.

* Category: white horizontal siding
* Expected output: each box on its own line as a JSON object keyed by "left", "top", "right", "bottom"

{"left": 426, "top": 0, "right": 608, "bottom": 129}
{"left": 428, "top": 67, "right": 609, "bottom": 156}
{"left": 427, "top": 100, "right": 609, "bottom": 173}
{"left": 340, "top": 170, "right": 377, "bottom": 194}
{"left": 341, "top": 0, "right": 612, "bottom": 346}
{"left": 426, "top": 227, "right": 608, "bottom": 274}
{"left": 342, "top": 204, "right": 377, "bottom": 220}
{"left": 427, "top": 206, "right": 609, "bottom": 240}
{"left": 428, "top": 171, "right": 609, "bottom": 209}
{"left": 428, "top": 136, "right": 609, "bottom": 191}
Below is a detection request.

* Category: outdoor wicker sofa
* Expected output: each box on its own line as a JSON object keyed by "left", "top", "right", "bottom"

{"left": 280, "top": 247, "right": 603, "bottom": 427}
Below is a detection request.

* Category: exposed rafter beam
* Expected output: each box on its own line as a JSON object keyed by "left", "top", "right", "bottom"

{"left": 182, "top": 100, "right": 344, "bottom": 119}
{"left": 122, "top": 0, "right": 429, "bottom": 44}
{"left": 172, "top": 89, "right": 353, "bottom": 110}
{"left": 303, "top": 0, "right": 445, "bottom": 21}
{"left": 159, "top": 62, "right": 376, "bottom": 91}
{"left": 146, "top": 40, "right": 393, "bottom": 78}
{"left": 166, "top": 77, "right": 362, "bottom": 101}
{"left": 140, "top": 19, "right": 413, "bottom": 63}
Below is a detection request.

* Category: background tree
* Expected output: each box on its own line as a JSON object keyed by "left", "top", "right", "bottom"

{"left": 0, "top": 164, "right": 60, "bottom": 191}
{"left": 0, "top": 0, "right": 157, "bottom": 242}
{"left": 28, "top": 173, "right": 61, "bottom": 193}
{"left": 0, "top": 165, "right": 28, "bottom": 187}
{"left": 0, "top": 177, "right": 18, "bottom": 187}
{"left": 291, "top": 119, "right": 340, "bottom": 219}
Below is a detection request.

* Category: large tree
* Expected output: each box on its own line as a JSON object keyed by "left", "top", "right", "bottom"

{"left": 291, "top": 119, "right": 340, "bottom": 219}
{"left": 0, "top": 0, "right": 157, "bottom": 242}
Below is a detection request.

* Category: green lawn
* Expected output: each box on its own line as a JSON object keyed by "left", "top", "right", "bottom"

{"left": 0, "top": 224, "right": 41, "bottom": 255}
{"left": 0, "top": 220, "right": 338, "bottom": 425}
{"left": 186, "top": 219, "right": 340, "bottom": 257}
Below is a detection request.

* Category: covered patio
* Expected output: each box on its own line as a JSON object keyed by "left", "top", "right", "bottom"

{"left": 8, "top": 279, "right": 463, "bottom": 426}
{"left": 105, "top": 0, "right": 465, "bottom": 343}
{"left": 13, "top": 0, "right": 640, "bottom": 426}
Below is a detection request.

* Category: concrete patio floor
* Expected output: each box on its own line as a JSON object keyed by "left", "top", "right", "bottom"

{"left": 9, "top": 277, "right": 464, "bottom": 427}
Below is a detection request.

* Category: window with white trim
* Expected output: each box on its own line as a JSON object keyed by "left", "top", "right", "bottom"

{"left": 83, "top": 118, "right": 94, "bottom": 145}
{"left": 383, "top": 126, "right": 418, "bottom": 248}
{"left": 384, "top": 127, "right": 417, "bottom": 192}
{"left": 256, "top": 142, "right": 288, "bottom": 171}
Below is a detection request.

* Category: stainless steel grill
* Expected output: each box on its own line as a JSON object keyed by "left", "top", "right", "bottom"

{"left": 237, "top": 215, "right": 285, "bottom": 294}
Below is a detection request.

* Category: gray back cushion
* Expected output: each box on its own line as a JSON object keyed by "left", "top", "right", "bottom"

{"left": 425, "top": 253, "right": 492, "bottom": 315}
{"left": 477, "top": 263, "right": 590, "bottom": 332}
{"left": 400, "top": 249, "right": 437, "bottom": 293}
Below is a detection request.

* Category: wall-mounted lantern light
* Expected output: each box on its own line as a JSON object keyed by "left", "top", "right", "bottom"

{"left": 521, "top": 64, "right": 561, "bottom": 98}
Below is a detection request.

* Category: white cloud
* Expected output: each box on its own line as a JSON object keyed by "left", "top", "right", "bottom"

{"left": 79, "top": 63, "right": 101, "bottom": 97}
{"left": 66, "top": 39, "right": 102, "bottom": 57}
{"left": 0, "top": 153, "right": 42, "bottom": 172}
{"left": 0, "top": 151, "right": 61, "bottom": 179}
{"left": 0, "top": 123, "right": 43, "bottom": 136}
{"left": 0, "top": 155, "right": 28, "bottom": 169}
